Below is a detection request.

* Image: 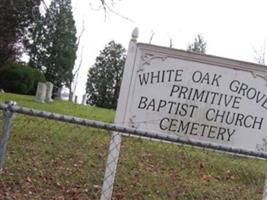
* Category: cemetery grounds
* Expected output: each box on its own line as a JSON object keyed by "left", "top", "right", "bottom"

{"left": 0, "top": 93, "right": 267, "bottom": 200}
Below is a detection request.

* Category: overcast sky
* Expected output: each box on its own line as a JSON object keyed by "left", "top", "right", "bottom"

{"left": 53, "top": 0, "right": 267, "bottom": 101}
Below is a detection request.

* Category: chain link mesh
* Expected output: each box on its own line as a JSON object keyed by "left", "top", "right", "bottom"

{"left": 114, "top": 136, "right": 267, "bottom": 200}
{"left": 1, "top": 108, "right": 267, "bottom": 199}
{"left": 0, "top": 113, "right": 111, "bottom": 199}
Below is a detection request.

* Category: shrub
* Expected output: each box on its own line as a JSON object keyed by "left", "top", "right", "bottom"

{"left": 0, "top": 62, "right": 46, "bottom": 95}
{"left": 28, "top": 67, "right": 46, "bottom": 95}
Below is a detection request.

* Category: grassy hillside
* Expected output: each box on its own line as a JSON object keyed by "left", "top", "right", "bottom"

{"left": 0, "top": 93, "right": 267, "bottom": 200}
{"left": 0, "top": 93, "right": 115, "bottom": 122}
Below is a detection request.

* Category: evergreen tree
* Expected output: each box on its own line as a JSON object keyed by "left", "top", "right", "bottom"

{"left": 86, "top": 41, "right": 126, "bottom": 109}
{"left": 36, "top": 0, "right": 77, "bottom": 90}
{"left": 0, "top": 0, "right": 41, "bottom": 68}
{"left": 28, "top": 9, "right": 45, "bottom": 71}
{"left": 187, "top": 34, "right": 207, "bottom": 54}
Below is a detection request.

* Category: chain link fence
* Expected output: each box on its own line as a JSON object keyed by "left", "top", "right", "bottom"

{"left": 1, "top": 102, "right": 267, "bottom": 200}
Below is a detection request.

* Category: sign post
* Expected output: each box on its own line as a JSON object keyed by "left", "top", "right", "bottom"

{"left": 101, "top": 28, "right": 139, "bottom": 200}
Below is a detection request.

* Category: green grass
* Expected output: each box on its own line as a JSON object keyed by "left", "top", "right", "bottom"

{"left": 0, "top": 93, "right": 115, "bottom": 122}
{"left": 0, "top": 93, "right": 267, "bottom": 200}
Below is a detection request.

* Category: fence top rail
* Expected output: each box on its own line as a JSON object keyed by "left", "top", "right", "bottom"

{"left": 1, "top": 101, "right": 267, "bottom": 160}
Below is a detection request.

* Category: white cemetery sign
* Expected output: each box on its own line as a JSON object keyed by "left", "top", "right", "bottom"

{"left": 101, "top": 29, "right": 267, "bottom": 200}
{"left": 117, "top": 37, "right": 267, "bottom": 152}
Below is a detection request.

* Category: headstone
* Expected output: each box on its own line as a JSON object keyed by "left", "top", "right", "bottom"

{"left": 69, "top": 92, "right": 74, "bottom": 102}
{"left": 57, "top": 86, "right": 70, "bottom": 100}
{"left": 57, "top": 87, "right": 63, "bottom": 99}
{"left": 35, "top": 82, "right": 47, "bottom": 103}
{"left": 74, "top": 95, "right": 78, "bottom": 104}
{"left": 82, "top": 94, "right": 87, "bottom": 105}
{"left": 45, "top": 82, "right": 53, "bottom": 102}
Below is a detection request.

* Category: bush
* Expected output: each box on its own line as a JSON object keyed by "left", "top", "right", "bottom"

{"left": 28, "top": 67, "right": 46, "bottom": 95}
{"left": 0, "top": 62, "right": 46, "bottom": 95}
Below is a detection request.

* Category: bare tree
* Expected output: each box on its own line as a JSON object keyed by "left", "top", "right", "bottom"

{"left": 187, "top": 34, "right": 207, "bottom": 54}
{"left": 149, "top": 31, "right": 155, "bottom": 44}
{"left": 253, "top": 40, "right": 266, "bottom": 65}
{"left": 169, "top": 36, "right": 173, "bottom": 48}
{"left": 89, "top": 0, "right": 133, "bottom": 22}
{"left": 69, "top": 20, "right": 85, "bottom": 101}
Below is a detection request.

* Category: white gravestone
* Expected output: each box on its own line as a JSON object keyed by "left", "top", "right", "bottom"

{"left": 57, "top": 86, "right": 69, "bottom": 100}
{"left": 35, "top": 82, "right": 47, "bottom": 103}
{"left": 74, "top": 95, "right": 78, "bottom": 104}
{"left": 57, "top": 87, "right": 63, "bottom": 99}
{"left": 45, "top": 82, "right": 53, "bottom": 102}
{"left": 69, "top": 92, "right": 74, "bottom": 102}
{"left": 82, "top": 94, "right": 87, "bottom": 105}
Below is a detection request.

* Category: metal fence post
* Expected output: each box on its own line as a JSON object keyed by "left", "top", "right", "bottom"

{"left": 100, "top": 28, "right": 139, "bottom": 200}
{"left": 0, "top": 101, "right": 16, "bottom": 170}
{"left": 100, "top": 132, "right": 122, "bottom": 200}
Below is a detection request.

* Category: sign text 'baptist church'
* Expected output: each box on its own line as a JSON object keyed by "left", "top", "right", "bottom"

{"left": 115, "top": 41, "right": 267, "bottom": 152}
